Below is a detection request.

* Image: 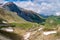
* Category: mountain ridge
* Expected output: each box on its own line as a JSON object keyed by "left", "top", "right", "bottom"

{"left": 2, "top": 2, "right": 45, "bottom": 23}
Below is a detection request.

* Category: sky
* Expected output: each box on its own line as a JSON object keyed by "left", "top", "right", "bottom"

{"left": 0, "top": 0, "right": 60, "bottom": 16}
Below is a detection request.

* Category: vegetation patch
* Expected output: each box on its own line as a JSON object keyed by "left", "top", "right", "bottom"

{"left": 9, "top": 22, "right": 40, "bottom": 30}
{"left": 43, "top": 16, "right": 60, "bottom": 31}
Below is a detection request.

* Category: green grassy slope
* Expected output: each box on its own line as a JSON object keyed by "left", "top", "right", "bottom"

{"left": 44, "top": 16, "right": 60, "bottom": 31}
{"left": 0, "top": 8, "right": 27, "bottom": 23}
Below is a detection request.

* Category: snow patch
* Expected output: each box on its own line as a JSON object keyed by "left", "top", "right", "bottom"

{"left": 43, "top": 31, "right": 57, "bottom": 35}
{"left": 1, "top": 27, "right": 14, "bottom": 32}
{"left": 24, "top": 32, "right": 31, "bottom": 40}
{"left": 2, "top": 21, "right": 7, "bottom": 23}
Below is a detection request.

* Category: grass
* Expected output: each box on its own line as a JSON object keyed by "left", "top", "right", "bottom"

{"left": 0, "top": 8, "right": 27, "bottom": 23}
{"left": 43, "top": 16, "right": 60, "bottom": 31}
{"left": 43, "top": 28, "right": 55, "bottom": 31}
{"left": 43, "top": 23, "right": 58, "bottom": 31}
{"left": 54, "top": 32, "right": 60, "bottom": 38}
{"left": 9, "top": 22, "right": 40, "bottom": 30}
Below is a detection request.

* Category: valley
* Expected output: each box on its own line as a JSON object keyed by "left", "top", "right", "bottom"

{"left": 0, "top": 2, "right": 60, "bottom": 40}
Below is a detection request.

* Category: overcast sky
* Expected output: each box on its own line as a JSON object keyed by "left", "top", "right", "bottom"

{"left": 0, "top": 0, "right": 60, "bottom": 16}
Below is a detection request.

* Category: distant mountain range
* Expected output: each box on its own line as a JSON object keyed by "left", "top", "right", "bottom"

{"left": 1, "top": 2, "right": 45, "bottom": 23}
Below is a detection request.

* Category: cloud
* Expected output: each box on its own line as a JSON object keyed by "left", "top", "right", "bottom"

{"left": 55, "top": 12, "right": 60, "bottom": 16}
{"left": 14, "top": 1, "right": 41, "bottom": 13}
{"left": 1, "top": 0, "right": 60, "bottom": 16}
{"left": 0, "top": 0, "right": 4, "bottom": 1}
{"left": 5, "top": 0, "right": 30, "bottom": 1}
{"left": 0, "top": 0, "right": 5, "bottom": 3}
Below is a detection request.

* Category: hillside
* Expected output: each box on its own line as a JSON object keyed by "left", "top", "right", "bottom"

{"left": 0, "top": 8, "right": 27, "bottom": 23}
{"left": 0, "top": 8, "right": 40, "bottom": 30}
{"left": 44, "top": 15, "right": 60, "bottom": 31}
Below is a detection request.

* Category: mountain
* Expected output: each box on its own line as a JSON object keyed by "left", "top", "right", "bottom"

{"left": 2, "top": 2, "right": 45, "bottom": 23}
